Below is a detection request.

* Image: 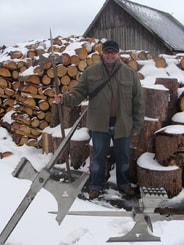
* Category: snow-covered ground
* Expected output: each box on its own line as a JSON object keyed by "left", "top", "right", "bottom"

{"left": 0, "top": 126, "right": 184, "bottom": 245}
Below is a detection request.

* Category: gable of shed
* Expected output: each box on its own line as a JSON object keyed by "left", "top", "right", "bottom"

{"left": 84, "top": 0, "right": 184, "bottom": 55}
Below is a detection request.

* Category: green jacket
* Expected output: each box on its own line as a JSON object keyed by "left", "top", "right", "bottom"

{"left": 63, "top": 60, "right": 145, "bottom": 138}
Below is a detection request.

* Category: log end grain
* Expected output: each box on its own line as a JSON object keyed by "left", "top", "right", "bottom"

{"left": 137, "top": 152, "right": 182, "bottom": 198}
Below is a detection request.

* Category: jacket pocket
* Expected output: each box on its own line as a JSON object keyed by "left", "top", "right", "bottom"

{"left": 88, "top": 75, "right": 103, "bottom": 93}
{"left": 119, "top": 81, "right": 133, "bottom": 98}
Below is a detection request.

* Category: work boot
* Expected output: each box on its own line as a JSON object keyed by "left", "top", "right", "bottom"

{"left": 89, "top": 190, "right": 100, "bottom": 199}
{"left": 119, "top": 186, "right": 136, "bottom": 197}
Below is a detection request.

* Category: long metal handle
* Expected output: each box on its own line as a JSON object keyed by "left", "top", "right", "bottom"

{"left": 0, "top": 107, "right": 87, "bottom": 244}
{"left": 50, "top": 29, "right": 72, "bottom": 182}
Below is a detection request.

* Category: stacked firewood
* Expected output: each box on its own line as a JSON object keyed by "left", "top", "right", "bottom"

{"left": 0, "top": 35, "right": 184, "bottom": 148}
{"left": 0, "top": 36, "right": 102, "bottom": 146}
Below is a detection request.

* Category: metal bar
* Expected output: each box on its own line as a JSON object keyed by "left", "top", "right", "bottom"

{"left": 49, "top": 29, "right": 72, "bottom": 182}
{"left": 0, "top": 108, "right": 87, "bottom": 245}
{"left": 0, "top": 169, "right": 50, "bottom": 245}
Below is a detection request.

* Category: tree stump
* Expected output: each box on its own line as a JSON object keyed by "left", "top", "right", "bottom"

{"left": 155, "top": 125, "right": 184, "bottom": 166}
{"left": 137, "top": 152, "right": 182, "bottom": 198}
{"left": 129, "top": 118, "right": 162, "bottom": 183}
{"left": 69, "top": 128, "right": 90, "bottom": 169}
{"left": 155, "top": 78, "right": 178, "bottom": 124}
{"left": 143, "top": 85, "right": 169, "bottom": 121}
{"left": 70, "top": 140, "right": 89, "bottom": 169}
{"left": 41, "top": 132, "right": 68, "bottom": 164}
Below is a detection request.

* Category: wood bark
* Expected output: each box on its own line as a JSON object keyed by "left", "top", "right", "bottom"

{"left": 143, "top": 86, "right": 169, "bottom": 121}
{"left": 155, "top": 78, "right": 178, "bottom": 124}
{"left": 137, "top": 163, "right": 182, "bottom": 198}
{"left": 154, "top": 57, "right": 167, "bottom": 68}
{"left": 129, "top": 119, "right": 162, "bottom": 183}
{"left": 70, "top": 140, "right": 89, "bottom": 169}
{"left": 155, "top": 129, "right": 184, "bottom": 167}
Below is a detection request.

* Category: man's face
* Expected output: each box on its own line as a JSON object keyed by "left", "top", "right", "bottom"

{"left": 102, "top": 48, "right": 119, "bottom": 65}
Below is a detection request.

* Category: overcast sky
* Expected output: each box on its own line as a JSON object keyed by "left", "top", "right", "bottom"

{"left": 1, "top": 0, "right": 184, "bottom": 47}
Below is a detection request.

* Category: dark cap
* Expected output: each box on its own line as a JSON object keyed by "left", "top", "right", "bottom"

{"left": 102, "top": 40, "right": 119, "bottom": 52}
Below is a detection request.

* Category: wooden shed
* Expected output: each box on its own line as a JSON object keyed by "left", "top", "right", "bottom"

{"left": 83, "top": 0, "right": 184, "bottom": 57}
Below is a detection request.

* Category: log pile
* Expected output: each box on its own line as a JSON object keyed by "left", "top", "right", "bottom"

{"left": 1, "top": 36, "right": 184, "bottom": 194}
{"left": 0, "top": 36, "right": 170, "bottom": 147}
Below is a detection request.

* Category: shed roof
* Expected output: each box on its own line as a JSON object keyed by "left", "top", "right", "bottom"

{"left": 84, "top": 0, "right": 184, "bottom": 52}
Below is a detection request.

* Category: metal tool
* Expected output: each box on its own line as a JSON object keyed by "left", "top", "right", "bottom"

{"left": 49, "top": 29, "right": 72, "bottom": 182}
{"left": 0, "top": 107, "right": 88, "bottom": 245}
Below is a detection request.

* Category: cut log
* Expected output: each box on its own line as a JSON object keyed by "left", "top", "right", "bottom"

{"left": 27, "top": 50, "right": 36, "bottom": 59}
{"left": 93, "top": 43, "right": 102, "bottom": 53}
{"left": 137, "top": 152, "right": 182, "bottom": 198}
{"left": 16, "top": 94, "right": 36, "bottom": 107}
{"left": 67, "top": 65, "right": 79, "bottom": 78}
{"left": 33, "top": 66, "right": 44, "bottom": 76}
{"left": 70, "top": 139, "right": 89, "bottom": 169}
{"left": 3, "top": 98, "right": 15, "bottom": 107}
{"left": 20, "top": 92, "right": 47, "bottom": 100}
{"left": 61, "top": 85, "right": 69, "bottom": 94}
{"left": 12, "top": 113, "right": 31, "bottom": 126}
{"left": 42, "top": 88, "right": 55, "bottom": 97}
{"left": 31, "top": 117, "right": 40, "bottom": 128}
{"left": 177, "top": 91, "right": 184, "bottom": 112}
{"left": 143, "top": 85, "right": 169, "bottom": 121}
{"left": 49, "top": 103, "right": 59, "bottom": 127}
{"left": 155, "top": 125, "right": 184, "bottom": 167}
{"left": 12, "top": 81, "right": 20, "bottom": 90}
{"left": 70, "top": 54, "right": 80, "bottom": 66}
{"left": 179, "top": 57, "right": 184, "bottom": 70}
{"left": 78, "top": 60, "right": 87, "bottom": 71}
{"left": 3, "top": 60, "right": 17, "bottom": 70}
{"left": 16, "top": 105, "right": 33, "bottom": 116}
{"left": 38, "top": 100, "right": 50, "bottom": 111}
{"left": 46, "top": 68, "right": 54, "bottom": 78}
{"left": 4, "top": 88, "right": 15, "bottom": 97}
{"left": 128, "top": 59, "right": 140, "bottom": 71}
{"left": 61, "top": 75, "right": 70, "bottom": 86}
{"left": 0, "top": 67, "right": 11, "bottom": 77}
{"left": 129, "top": 118, "right": 162, "bottom": 183}
{"left": 68, "top": 80, "right": 78, "bottom": 90}
{"left": 10, "top": 51, "right": 23, "bottom": 59}
{"left": 12, "top": 134, "right": 28, "bottom": 146}
{"left": 12, "top": 70, "right": 19, "bottom": 80}
{"left": 62, "top": 106, "right": 81, "bottom": 128}
{"left": 75, "top": 47, "right": 88, "bottom": 60}
{"left": 23, "top": 75, "right": 40, "bottom": 85}
{"left": 19, "top": 85, "right": 38, "bottom": 95}
{"left": 41, "top": 132, "right": 54, "bottom": 153}
{"left": 39, "top": 120, "right": 49, "bottom": 130}
{"left": 62, "top": 53, "right": 71, "bottom": 66}
{"left": 57, "top": 64, "right": 67, "bottom": 77}
{"left": 154, "top": 57, "right": 167, "bottom": 68}
{"left": 0, "top": 77, "right": 9, "bottom": 88}
{"left": 91, "top": 52, "right": 100, "bottom": 63}
{"left": 155, "top": 78, "right": 178, "bottom": 124}
{"left": 42, "top": 75, "right": 52, "bottom": 85}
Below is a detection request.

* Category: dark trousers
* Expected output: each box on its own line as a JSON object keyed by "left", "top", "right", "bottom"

{"left": 89, "top": 128, "right": 131, "bottom": 191}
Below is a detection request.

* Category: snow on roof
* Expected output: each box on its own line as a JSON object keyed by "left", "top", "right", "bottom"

{"left": 117, "top": 0, "right": 184, "bottom": 51}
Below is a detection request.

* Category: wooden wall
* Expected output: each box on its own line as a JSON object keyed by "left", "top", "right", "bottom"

{"left": 84, "top": 1, "right": 171, "bottom": 57}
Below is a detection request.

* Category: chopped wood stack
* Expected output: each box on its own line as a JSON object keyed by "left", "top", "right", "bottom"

{"left": 0, "top": 37, "right": 103, "bottom": 146}
{"left": 0, "top": 36, "right": 164, "bottom": 147}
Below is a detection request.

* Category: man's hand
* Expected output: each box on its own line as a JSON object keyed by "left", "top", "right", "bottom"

{"left": 54, "top": 93, "right": 63, "bottom": 104}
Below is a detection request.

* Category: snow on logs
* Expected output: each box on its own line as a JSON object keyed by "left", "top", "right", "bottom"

{"left": 0, "top": 36, "right": 162, "bottom": 147}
